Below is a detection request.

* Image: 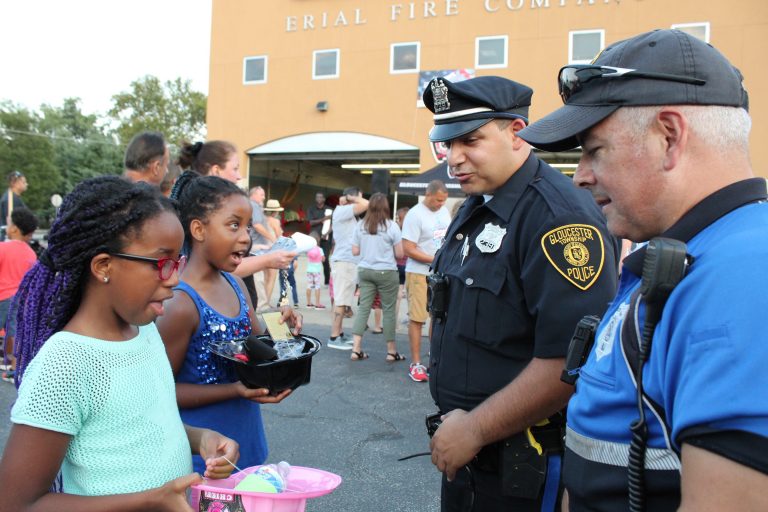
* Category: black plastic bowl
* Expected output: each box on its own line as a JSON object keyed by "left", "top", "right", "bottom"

{"left": 234, "top": 334, "right": 321, "bottom": 395}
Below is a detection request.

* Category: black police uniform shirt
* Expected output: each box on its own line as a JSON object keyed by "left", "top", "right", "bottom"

{"left": 429, "top": 152, "right": 620, "bottom": 413}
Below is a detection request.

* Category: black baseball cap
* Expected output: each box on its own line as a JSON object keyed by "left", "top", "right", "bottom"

{"left": 519, "top": 29, "right": 749, "bottom": 152}
{"left": 423, "top": 76, "right": 532, "bottom": 142}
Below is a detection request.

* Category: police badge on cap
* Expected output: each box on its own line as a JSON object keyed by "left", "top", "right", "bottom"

{"left": 422, "top": 76, "right": 533, "bottom": 142}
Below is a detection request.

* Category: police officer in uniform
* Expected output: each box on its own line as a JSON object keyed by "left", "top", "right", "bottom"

{"left": 519, "top": 30, "right": 768, "bottom": 511}
{"left": 423, "top": 76, "right": 620, "bottom": 511}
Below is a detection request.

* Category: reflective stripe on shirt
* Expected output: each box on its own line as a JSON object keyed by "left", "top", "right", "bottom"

{"left": 566, "top": 426, "right": 681, "bottom": 471}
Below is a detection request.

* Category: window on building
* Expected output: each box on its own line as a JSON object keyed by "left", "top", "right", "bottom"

{"left": 475, "top": 36, "right": 508, "bottom": 69}
{"left": 672, "top": 22, "right": 710, "bottom": 42}
{"left": 391, "top": 42, "right": 420, "bottom": 74}
{"left": 313, "top": 49, "right": 340, "bottom": 79}
{"left": 243, "top": 56, "right": 267, "bottom": 84}
{"left": 569, "top": 30, "right": 605, "bottom": 64}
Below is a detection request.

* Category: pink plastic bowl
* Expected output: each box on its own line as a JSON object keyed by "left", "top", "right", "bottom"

{"left": 191, "top": 465, "right": 342, "bottom": 512}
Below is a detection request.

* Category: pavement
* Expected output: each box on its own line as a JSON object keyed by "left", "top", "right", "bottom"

{"left": 0, "top": 257, "right": 442, "bottom": 511}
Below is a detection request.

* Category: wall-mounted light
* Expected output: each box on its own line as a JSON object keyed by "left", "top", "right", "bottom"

{"left": 316, "top": 101, "right": 329, "bottom": 112}
{"left": 360, "top": 169, "right": 421, "bottom": 175}
{"left": 341, "top": 163, "right": 420, "bottom": 169}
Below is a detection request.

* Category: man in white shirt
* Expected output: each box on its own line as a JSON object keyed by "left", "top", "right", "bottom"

{"left": 402, "top": 180, "right": 450, "bottom": 381}
{"left": 327, "top": 187, "right": 369, "bottom": 349}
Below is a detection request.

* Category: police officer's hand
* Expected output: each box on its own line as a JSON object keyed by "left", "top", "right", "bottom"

{"left": 429, "top": 409, "right": 484, "bottom": 481}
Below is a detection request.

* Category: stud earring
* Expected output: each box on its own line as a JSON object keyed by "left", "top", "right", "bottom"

{"left": 103, "top": 276, "right": 109, "bottom": 283}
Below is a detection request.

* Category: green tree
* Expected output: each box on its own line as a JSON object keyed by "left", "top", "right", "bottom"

{"left": 39, "top": 98, "right": 123, "bottom": 193}
{"left": 108, "top": 76, "right": 207, "bottom": 146}
{"left": 0, "top": 101, "right": 59, "bottom": 225}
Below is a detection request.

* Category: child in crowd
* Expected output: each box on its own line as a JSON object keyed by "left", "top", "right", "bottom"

{"left": 0, "top": 177, "right": 238, "bottom": 509}
{"left": 0, "top": 207, "right": 38, "bottom": 381}
{"left": 157, "top": 175, "right": 301, "bottom": 476}
{"left": 305, "top": 232, "right": 326, "bottom": 309}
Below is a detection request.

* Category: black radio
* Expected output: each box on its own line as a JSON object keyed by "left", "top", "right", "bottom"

{"left": 561, "top": 315, "right": 601, "bottom": 385}
{"left": 426, "top": 272, "right": 449, "bottom": 321}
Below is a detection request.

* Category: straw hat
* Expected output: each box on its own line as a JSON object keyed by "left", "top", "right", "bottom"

{"left": 264, "top": 199, "right": 284, "bottom": 212}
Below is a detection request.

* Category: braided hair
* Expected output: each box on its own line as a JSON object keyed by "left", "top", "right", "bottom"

{"left": 172, "top": 174, "right": 248, "bottom": 252}
{"left": 12, "top": 176, "right": 177, "bottom": 386}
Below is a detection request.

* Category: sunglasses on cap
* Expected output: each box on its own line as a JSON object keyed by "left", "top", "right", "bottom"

{"left": 111, "top": 253, "right": 187, "bottom": 281}
{"left": 558, "top": 65, "right": 706, "bottom": 104}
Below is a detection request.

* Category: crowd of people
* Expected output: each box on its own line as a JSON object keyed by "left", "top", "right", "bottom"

{"left": 0, "top": 27, "right": 766, "bottom": 511}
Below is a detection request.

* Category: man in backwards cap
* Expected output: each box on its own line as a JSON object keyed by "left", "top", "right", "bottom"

{"left": 423, "top": 75, "right": 619, "bottom": 511}
{"left": 520, "top": 29, "right": 768, "bottom": 510}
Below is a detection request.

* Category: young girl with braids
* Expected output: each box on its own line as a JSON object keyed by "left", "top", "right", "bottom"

{"left": 0, "top": 176, "right": 239, "bottom": 511}
{"left": 157, "top": 174, "right": 301, "bottom": 476}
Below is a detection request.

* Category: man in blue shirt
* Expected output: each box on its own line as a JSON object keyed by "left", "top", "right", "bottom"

{"left": 520, "top": 29, "right": 768, "bottom": 510}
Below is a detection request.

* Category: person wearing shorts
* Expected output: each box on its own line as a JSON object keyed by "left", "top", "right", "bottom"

{"left": 305, "top": 237, "right": 326, "bottom": 309}
{"left": 328, "top": 188, "right": 368, "bottom": 349}
{"left": 402, "top": 180, "right": 450, "bottom": 382}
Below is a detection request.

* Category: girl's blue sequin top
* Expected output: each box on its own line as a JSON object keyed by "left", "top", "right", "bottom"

{"left": 173, "top": 272, "right": 268, "bottom": 473}
{"left": 175, "top": 273, "right": 251, "bottom": 385}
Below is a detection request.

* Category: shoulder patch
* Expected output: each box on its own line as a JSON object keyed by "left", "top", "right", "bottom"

{"left": 540, "top": 224, "right": 605, "bottom": 290}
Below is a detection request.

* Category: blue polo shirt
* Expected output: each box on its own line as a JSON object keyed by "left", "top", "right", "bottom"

{"left": 565, "top": 179, "right": 768, "bottom": 511}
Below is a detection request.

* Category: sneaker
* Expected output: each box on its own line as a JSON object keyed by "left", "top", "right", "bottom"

{"left": 409, "top": 363, "right": 429, "bottom": 383}
{"left": 293, "top": 303, "right": 300, "bottom": 309}
{"left": 1, "top": 370, "right": 14, "bottom": 383}
{"left": 327, "top": 336, "right": 354, "bottom": 350}
{"left": 314, "top": 304, "right": 326, "bottom": 310}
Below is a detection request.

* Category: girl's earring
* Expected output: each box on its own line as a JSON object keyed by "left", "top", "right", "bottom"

{"left": 103, "top": 276, "right": 109, "bottom": 283}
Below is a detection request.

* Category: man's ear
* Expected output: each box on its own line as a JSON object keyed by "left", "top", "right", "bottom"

{"left": 656, "top": 108, "right": 689, "bottom": 172}
{"left": 148, "top": 157, "right": 162, "bottom": 179}
{"left": 190, "top": 218, "right": 206, "bottom": 242}
{"left": 510, "top": 118, "right": 529, "bottom": 149}
{"left": 90, "top": 253, "right": 112, "bottom": 283}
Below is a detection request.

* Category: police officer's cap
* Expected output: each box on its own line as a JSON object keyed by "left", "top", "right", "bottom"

{"left": 423, "top": 76, "right": 532, "bottom": 142}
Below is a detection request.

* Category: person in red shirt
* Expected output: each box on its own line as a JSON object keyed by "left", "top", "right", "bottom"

{"left": 0, "top": 207, "right": 38, "bottom": 380}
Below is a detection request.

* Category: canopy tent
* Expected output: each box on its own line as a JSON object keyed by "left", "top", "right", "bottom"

{"left": 395, "top": 162, "right": 464, "bottom": 197}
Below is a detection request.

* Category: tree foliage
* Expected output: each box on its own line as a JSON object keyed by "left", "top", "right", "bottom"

{"left": 109, "top": 76, "right": 207, "bottom": 146}
{"left": 0, "top": 77, "right": 206, "bottom": 226}
{"left": 39, "top": 98, "right": 124, "bottom": 193}
{"left": 0, "top": 102, "right": 60, "bottom": 225}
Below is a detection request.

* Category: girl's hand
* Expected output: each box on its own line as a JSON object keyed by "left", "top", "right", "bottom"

{"left": 198, "top": 429, "right": 240, "bottom": 479}
{"left": 152, "top": 473, "right": 202, "bottom": 511}
{"left": 278, "top": 305, "right": 303, "bottom": 336}
{"left": 270, "top": 250, "right": 298, "bottom": 269}
{"left": 235, "top": 381, "right": 293, "bottom": 403}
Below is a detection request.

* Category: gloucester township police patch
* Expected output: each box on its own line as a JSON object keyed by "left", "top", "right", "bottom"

{"left": 540, "top": 224, "right": 605, "bottom": 290}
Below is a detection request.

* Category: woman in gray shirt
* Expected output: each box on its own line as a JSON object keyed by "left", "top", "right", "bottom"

{"left": 350, "top": 193, "right": 404, "bottom": 362}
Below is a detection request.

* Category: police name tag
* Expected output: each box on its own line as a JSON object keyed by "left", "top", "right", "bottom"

{"left": 475, "top": 223, "right": 506, "bottom": 253}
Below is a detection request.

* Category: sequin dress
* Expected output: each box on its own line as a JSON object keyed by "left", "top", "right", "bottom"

{"left": 174, "top": 272, "right": 268, "bottom": 474}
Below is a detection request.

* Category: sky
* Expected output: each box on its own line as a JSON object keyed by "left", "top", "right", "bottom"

{"left": 0, "top": 0, "right": 212, "bottom": 116}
